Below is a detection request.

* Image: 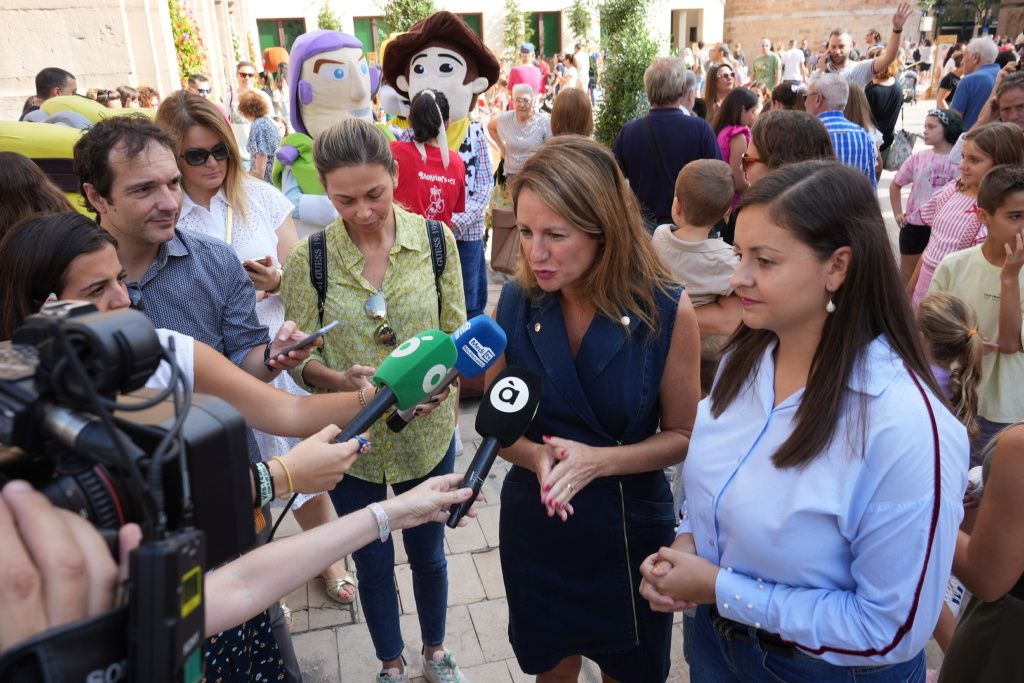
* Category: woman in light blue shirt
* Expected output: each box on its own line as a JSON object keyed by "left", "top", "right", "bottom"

{"left": 639, "top": 161, "right": 969, "bottom": 681}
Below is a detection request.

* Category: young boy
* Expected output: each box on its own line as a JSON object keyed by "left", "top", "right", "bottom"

{"left": 651, "top": 158, "right": 741, "bottom": 394}
{"left": 929, "top": 164, "right": 1024, "bottom": 461}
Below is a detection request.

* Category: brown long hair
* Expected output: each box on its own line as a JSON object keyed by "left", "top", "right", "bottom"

{"left": 917, "top": 292, "right": 983, "bottom": 437}
{"left": 711, "top": 161, "right": 943, "bottom": 468}
{"left": 550, "top": 87, "right": 594, "bottom": 137}
{"left": 508, "top": 135, "right": 675, "bottom": 332}
{"left": 0, "top": 152, "right": 75, "bottom": 240}
{"left": 156, "top": 91, "right": 249, "bottom": 220}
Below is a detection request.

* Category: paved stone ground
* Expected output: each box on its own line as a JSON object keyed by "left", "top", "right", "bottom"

{"left": 280, "top": 96, "right": 945, "bottom": 682}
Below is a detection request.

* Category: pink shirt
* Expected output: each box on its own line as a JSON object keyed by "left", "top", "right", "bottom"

{"left": 893, "top": 149, "right": 958, "bottom": 225}
{"left": 717, "top": 124, "right": 750, "bottom": 209}
{"left": 508, "top": 65, "right": 544, "bottom": 100}
{"left": 912, "top": 182, "right": 986, "bottom": 307}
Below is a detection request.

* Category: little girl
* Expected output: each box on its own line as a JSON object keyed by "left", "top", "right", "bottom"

{"left": 910, "top": 122, "right": 1024, "bottom": 307}
{"left": 890, "top": 109, "right": 963, "bottom": 283}
{"left": 389, "top": 89, "right": 466, "bottom": 224}
{"left": 712, "top": 86, "right": 760, "bottom": 209}
{"left": 916, "top": 291, "right": 985, "bottom": 663}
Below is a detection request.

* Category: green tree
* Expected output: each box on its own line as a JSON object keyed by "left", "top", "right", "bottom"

{"left": 569, "top": 0, "right": 592, "bottom": 44}
{"left": 503, "top": 0, "right": 534, "bottom": 60}
{"left": 317, "top": 2, "right": 343, "bottom": 31}
{"left": 594, "top": 0, "right": 657, "bottom": 146}
{"left": 380, "top": 0, "right": 437, "bottom": 33}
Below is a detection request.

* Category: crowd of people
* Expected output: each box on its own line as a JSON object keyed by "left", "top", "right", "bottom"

{"left": 1, "top": 5, "right": 1024, "bottom": 683}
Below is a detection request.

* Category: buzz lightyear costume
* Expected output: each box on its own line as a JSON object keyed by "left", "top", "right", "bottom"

{"left": 272, "top": 30, "right": 384, "bottom": 230}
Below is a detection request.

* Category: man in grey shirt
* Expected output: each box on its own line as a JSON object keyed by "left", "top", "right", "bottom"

{"left": 814, "top": 3, "right": 913, "bottom": 86}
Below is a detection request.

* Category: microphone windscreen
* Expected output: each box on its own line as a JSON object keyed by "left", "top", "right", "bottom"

{"left": 451, "top": 315, "right": 507, "bottom": 377}
{"left": 475, "top": 366, "right": 542, "bottom": 447}
{"left": 373, "top": 330, "right": 457, "bottom": 410}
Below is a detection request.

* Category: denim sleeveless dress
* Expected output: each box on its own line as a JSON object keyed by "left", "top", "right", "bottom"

{"left": 495, "top": 282, "right": 681, "bottom": 682}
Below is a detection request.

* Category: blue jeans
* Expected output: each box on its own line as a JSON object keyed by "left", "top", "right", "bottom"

{"left": 683, "top": 605, "right": 926, "bottom": 682}
{"left": 328, "top": 438, "right": 456, "bottom": 661}
{"left": 456, "top": 239, "right": 487, "bottom": 319}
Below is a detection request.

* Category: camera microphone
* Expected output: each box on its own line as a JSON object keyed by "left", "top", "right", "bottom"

{"left": 446, "top": 366, "right": 542, "bottom": 528}
{"left": 387, "top": 315, "right": 507, "bottom": 432}
{"left": 335, "top": 329, "right": 457, "bottom": 443}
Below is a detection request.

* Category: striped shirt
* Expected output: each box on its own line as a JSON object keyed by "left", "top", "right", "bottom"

{"left": 912, "top": 182, "right": 985, "bottom": 307}
{"left": 817, "top": 111, "right": 878, "bottom": 186}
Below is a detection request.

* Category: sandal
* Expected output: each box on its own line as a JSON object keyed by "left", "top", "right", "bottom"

{"left": 321, "top": 572, "right": 357, "bottom": 604}
{"left": 280, "top": 601, "right": 293, "bottom": 631}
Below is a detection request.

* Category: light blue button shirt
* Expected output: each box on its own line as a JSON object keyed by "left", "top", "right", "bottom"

{"left": 679, "top": 336, "right": 968, "bottom": 666}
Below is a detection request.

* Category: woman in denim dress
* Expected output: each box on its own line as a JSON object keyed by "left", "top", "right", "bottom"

{"left": 487, "top": 136, "right": 702, "bottom": 682}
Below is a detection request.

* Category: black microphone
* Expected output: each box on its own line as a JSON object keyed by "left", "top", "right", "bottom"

{"left": 446, "top": 366, "right": 542, "bottom": 528}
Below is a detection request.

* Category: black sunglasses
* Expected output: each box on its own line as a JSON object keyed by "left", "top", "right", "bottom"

{"left": 180, "top": 143, "right": 229, "bottom": 167}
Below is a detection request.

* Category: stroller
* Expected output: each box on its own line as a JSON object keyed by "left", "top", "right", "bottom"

{"left": 899, "top": 68, "right": 918, "bottom": 104}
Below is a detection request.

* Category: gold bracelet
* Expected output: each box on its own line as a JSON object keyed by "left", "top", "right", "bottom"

{"left": 358, "top": 388, "right": 367, "bottom": 407}
{"left": 272, "top": 456, "right": 294, "bottom": 497}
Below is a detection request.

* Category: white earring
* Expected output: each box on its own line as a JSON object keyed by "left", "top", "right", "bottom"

{"left": 826, "top": 289, "right": 836, "bottom": 314}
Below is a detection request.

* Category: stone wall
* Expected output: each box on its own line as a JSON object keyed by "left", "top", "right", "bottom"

{"left": 723, "top": 0, "right": 922, "bottom": 56}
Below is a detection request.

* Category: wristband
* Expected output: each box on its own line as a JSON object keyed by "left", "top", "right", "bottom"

{"left": 254, "top": 461, "right": 274, "bottom": 508}
{"left": 263, "top": 342, "right": 275, "bottom": 371}
{"left": 367, "top": 502, "right": 390, "bottom": 543}
{"left": 892, "top": 27, "right": 903, "bottom": 33}
{"left": 272, "top": 456, "right": 295, "bottom": 498}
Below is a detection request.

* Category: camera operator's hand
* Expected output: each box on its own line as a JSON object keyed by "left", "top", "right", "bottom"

{"left": 0, "top": 481, "right": 140, "bottom": 653}
{"left": 278, "top": 424, "right": 362, "bottom": 494}
{"left": 379, "top": 473, "right": 480, "bottom": 530}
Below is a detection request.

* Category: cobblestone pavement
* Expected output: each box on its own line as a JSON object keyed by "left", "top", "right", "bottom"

{"left": 282, "top": 96, "right": 944, "bottom": 681}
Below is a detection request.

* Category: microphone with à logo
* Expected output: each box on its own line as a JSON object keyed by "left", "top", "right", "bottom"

{"left": 446, "top": 366, "right": 542, "bottom": 528}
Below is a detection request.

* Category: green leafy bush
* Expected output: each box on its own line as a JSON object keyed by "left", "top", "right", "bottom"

{"left": 594, "top": 0, "right": 656, "bottom": 146}
{"left": 380, "top": 0, "right": 437, "bottom": 32}
{"left": 169, "top": 0, "right": 208, "bottom": 87}
{"left": 317, "top": 3, "right": 343, "bottom": 31}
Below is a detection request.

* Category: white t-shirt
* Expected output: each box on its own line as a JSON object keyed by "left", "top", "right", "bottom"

{"left": 146, "top": 328, "right": 195, "bottom": 392}
{"left": 575, "top": 50, "right": 590, "bottom": 88}
{"left": 560, "top": 66, "right": 579, "bottom": 90}
{"left": 781, "top": 48, "right": 806, "bottom": 82}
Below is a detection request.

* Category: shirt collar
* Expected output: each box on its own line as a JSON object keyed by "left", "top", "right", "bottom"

{"left": 817, "top": 110, "right": 846, "bottom": 121}
{"left": 179, "top": 188, "right": 230, "bottom": 220}
{"left": 328, "top": 206, "right": 426, "bottom": 279}
{"left": 845, "top": 335, "right": 903, "bottom": 397}
{"left": 138, "top": 230, "right": 189, "bottom": 287}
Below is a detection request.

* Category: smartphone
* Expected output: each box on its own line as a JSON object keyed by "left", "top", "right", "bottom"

{"left": 272, "top": 320, "right": 339, "bottom": 360}
{"left": 243, "top": 256, "right": 273, "bottom": 271}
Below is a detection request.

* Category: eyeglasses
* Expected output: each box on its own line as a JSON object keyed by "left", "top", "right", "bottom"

{"left": 514, "top": 96, "right": 532, "bottom": 104}
{"left": 364, "top": 291, "right": 397, "bottom": 346}
{"left": 237, "top": 72, "right": 256, "bottom": 79}
{"left": 740, "top": 152, "right": 766, "bottom": 171}
{"left": 197, "top": 88, "right": 211, "bottom": 95}
{"left": 718, "top": 71, "right": 735, "bottom": 80}
{"left": 180, "top": 143, "right": 229, "bottom": 167}
{"left": 127, "top": 283, "right": 145, "bottom": 312}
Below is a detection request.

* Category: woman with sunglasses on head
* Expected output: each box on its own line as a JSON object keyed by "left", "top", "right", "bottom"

{"left": 639, "top": 161, "right": 969, "bottom": 681}
{"left": 279, "top": 118, "right": 468, "bottom": 683}
{"left": 703, "top": 63, "right": 737, "bottom": 125}
{"left": 155, "top": 92, "right": 363, "bottom": 604}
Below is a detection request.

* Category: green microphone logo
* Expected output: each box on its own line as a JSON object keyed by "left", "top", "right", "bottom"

{"left": 375, "top": 330, "right": 457, "bottom": 410}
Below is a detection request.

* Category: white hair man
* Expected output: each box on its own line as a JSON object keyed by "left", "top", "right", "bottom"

{"left": 805, "top": 73, "right": 878, "bottom": 185}
{"left": 951, "top": 36, "right": 1001, "bottom": 129}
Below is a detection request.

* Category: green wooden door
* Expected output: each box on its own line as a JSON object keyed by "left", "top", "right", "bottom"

{"left": 527, "top": 12, "right": 561, "bottom": 56}
{"left": 458, "top": 13, "right": 482, "bottom": 37}
{"left": 257, "top": 19, "right": 278, "bottom": 52}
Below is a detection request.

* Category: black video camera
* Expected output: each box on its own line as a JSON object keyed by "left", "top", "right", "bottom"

{"left": 0, "top": 303, "right": 254, "bottom": 683}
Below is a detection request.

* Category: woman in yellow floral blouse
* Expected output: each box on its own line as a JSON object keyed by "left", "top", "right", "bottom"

{"left": 280, "top": 118, "right": 466, "bottom": 683}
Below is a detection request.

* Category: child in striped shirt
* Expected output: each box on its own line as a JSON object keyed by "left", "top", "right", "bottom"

{"left": 910, "top": 123, "right": 1024, "bottom": 307}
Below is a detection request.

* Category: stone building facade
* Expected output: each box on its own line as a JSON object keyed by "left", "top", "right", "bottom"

{"left": 724, "top": 0, "right": 923, "bottom": 54}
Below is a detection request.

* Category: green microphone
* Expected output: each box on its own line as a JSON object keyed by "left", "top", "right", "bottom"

{"left": 335, "top": 329, "right": 457, "bottom": 442}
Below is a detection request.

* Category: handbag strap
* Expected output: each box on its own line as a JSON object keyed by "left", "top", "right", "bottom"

{"left": 425, "top": 219, "right": 446, "bottom": 320}
{"left": 308, "top": 230, "right": 328, "bottom": 327}
{"left": 642, "top": 116, "right": 675, "bottom": 198}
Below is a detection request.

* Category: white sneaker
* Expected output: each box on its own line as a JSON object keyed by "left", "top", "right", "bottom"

{"left": 376, "top": 665, "right": 409, "bottom": 682}
{"left": 453, "top": 425, "right": 464, "bottom": 456}
{"left": 422, "top": 649, "right": 467, "bottom": 683}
